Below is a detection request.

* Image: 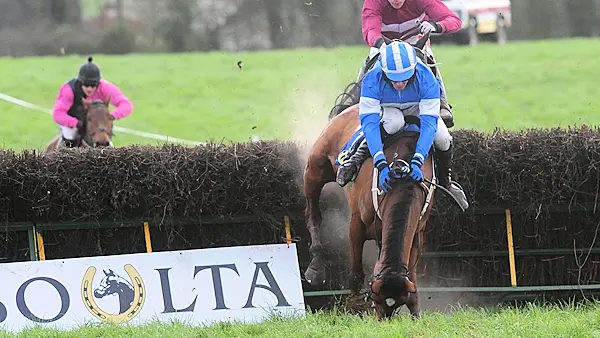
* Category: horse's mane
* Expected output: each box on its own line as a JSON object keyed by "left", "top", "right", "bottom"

{"left": 89, "top": 99, "right": 108, "bottom": 108}
{"left": 383, "top": 179, "right": 416, "bottom": 268}
{"left": 377, "top": 133, "right": 421, "bottom": 276}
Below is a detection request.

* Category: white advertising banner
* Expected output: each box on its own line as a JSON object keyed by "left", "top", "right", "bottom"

{"left": 0, "top": 243, "right": 305, "bottom": 333}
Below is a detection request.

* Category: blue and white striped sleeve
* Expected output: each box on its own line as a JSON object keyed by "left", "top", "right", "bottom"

{"left": 414, "top": 75, "right": 441, "bottom": 162}
{"left": 418, "top": 78, "right": 441, "bottom": 117}
{"left": 358, "top": 69, "right": 387, "bottom": 168}
{"left": 359, "top": 69, "right": 382, "bottom": 117}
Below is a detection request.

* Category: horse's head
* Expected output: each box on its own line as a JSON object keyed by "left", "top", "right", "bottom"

{"left": 82, "top": 96, "right": 114, "bottom": 148}
{"left": 368, "top": 267, "right": 417, "bottom": 319}
{"left": 94, "top": 269, "right": 118, "bottom": 298}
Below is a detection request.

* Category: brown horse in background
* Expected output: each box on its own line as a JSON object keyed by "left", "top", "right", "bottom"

{"left": 302, "top": 34, "right": 438, "bottom": 319}
{"left": 44, "top": 97, "right": 114, "bottom": 154}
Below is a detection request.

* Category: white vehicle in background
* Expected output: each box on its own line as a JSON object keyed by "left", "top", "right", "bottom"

{"left": 439, "top": 0, "right": 512, "bottom": 45}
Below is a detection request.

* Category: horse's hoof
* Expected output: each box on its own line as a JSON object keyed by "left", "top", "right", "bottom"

{"left": 305, "top": 267, "right": 327, "bottom": 286}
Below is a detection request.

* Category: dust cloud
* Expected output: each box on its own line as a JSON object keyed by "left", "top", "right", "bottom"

{"left": 285, "top": 75, "right": 351, "bottom": 250}
{"left": 284, "top": 75, "right": 381, "bottom": 286}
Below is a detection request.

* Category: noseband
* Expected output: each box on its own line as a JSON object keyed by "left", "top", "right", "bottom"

{"left": 366, "top": 265, "right": 411, "bottom": 303}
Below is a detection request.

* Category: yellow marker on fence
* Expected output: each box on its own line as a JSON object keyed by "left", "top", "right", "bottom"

{"left": 505, "top": 208, "right": 517, "bottom": 287}
{"left": 143, "top": 222, "right": 153, "bottom": 253}
{"left": 284, "top": 216, "right": 292, "bottom": 247}
{"left": 36, "top": 231, "right": 46, "bottom": 261}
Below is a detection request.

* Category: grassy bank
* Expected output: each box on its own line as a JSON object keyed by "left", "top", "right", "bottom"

{"left": 2, "top": 301, "right": 599, "bottom": 337}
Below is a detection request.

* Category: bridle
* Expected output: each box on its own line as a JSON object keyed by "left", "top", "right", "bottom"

{"left": 82, "top": 103, "right": 114, "bottom": 148}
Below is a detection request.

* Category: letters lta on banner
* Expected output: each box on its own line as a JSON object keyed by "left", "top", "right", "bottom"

{"left": 0, "top": 243, "right": 305, "bottom": 332}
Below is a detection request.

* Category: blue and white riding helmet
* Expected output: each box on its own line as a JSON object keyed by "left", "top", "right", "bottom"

{"left": 380, "top": 40, "right": 418, "bottom": 82}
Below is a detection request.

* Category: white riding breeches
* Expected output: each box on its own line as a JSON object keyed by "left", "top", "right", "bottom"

{"left": 433, "top": 117, "right": 452, "bottom": 151}
{"left": 381, "top": 106, "right": 405, "bottom": 135}
{"left": 381, "top": 107, "right": 452, "bottom": 152}
{"left": 59, "top": 125, "right": 79, "bottom": 141}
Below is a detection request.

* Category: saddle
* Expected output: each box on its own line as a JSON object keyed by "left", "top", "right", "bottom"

{"left": 336, "top": 115, "right": 421, "bottom": 167}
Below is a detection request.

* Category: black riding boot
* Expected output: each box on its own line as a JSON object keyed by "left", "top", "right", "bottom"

{"left": 435, "top": 144, "right": 469, "bottom": 210}
{"left": 336, "top": 138, "right": 370, "bottom": 187}
{"left": 336, "top": 126, "right": 393, "bottom": 187}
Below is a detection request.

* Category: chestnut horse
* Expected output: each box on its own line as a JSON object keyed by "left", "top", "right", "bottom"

{"left": 44, "top": 97, "right": 115, "bottom": 154}
{"left": 303, "top": 33, "right": 438, "bottom": 319}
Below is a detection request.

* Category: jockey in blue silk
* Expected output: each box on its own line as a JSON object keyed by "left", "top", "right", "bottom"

{"left": 337, "top": 40, "right": 469, "bottom": 210}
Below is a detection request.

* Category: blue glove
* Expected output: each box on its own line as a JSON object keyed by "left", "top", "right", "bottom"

{"left": 408, "top": 154, "right": 424, "bottom": 182}
{"left": 378, "top": 163, "right": 402, "bottom": 193}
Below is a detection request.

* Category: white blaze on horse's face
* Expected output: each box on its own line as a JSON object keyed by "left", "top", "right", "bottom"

{"left": 388, "top": 0, "right": 406, "bottom": 9}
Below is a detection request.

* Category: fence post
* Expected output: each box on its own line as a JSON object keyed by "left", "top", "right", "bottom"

{"left": 284, "top": 216, "right": 292, "bottom": 247}
{"left": 27, "top": 224, "right": 38, "bottom": 261}
{"left": 36, "top": 231, "right": 46, "bottom": 261}
{"left": 505, "top": 208, "right": 517, "bottom": 286}
{"left": 143, "top": 222, "right": 153, "bottom": 253}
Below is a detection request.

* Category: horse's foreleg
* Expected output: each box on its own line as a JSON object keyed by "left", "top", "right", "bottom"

{"left": 303, "top": 153, "right": 335, "bottom": 287}
{"left": 348, "top": 212, "right": 366, "bottom": 294}
{"left": 406, "top": 231, "right": 422, "bottom": 319}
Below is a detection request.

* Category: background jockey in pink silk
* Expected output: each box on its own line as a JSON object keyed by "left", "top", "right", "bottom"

{"left": 359, "top": 0, "right": 462, "bottom": 127}
{"left": 52, "top": 56, "right": 133, "bottom": 147}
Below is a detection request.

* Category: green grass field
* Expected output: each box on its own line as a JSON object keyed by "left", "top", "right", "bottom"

{"left": 0, "top": 38, "right": 598, "bottom": 151}
{"left": 81, "top": 0, "right": 109, "bottom": 19}
{"left": 3, "top": 301, "right": 600, "bottom": 337}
